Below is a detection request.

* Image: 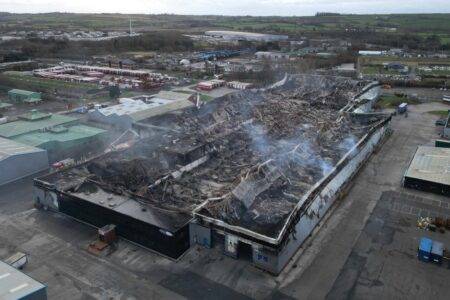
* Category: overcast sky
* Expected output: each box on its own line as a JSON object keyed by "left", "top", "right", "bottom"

{"left": 1, "top": 0, "right": 450, "bottom": 15}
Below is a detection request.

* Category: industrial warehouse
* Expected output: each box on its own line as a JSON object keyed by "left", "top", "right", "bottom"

{"left": 88, "top": 91, "right": 197, "bottom": 129}
{"left": 0, "top": 137, "right": 48, "bottom": 186}
{"left": 0, "top": 110, "right": 107, "bottom": 162}
{"left": 33, "top": 75, "right": 390, "bottom": 274}
{"left": 403, "top": 146, "right": 450, "bottom": 196}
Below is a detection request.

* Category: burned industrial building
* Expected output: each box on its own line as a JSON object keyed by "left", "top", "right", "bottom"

{"left": 34, "top": 75, "right": 390, "bottom": 274}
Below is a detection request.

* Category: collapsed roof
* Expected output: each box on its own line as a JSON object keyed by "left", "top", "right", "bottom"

{"left": 43, "top": 75, "right": 383, "bottom": 237}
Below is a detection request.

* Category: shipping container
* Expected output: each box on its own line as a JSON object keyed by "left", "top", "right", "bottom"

{"left": 418, "top": 237, "right": 432, "bottom": 262}
{"left": 431, "top": 240, "right": 444, "bottom": 264}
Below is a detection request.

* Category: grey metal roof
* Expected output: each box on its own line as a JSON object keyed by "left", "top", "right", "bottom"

{"left": 405, "top": 146, "right": 450, "bottom": 186}
{"left": 0, "top": 260, "right": 46, "bottom": 300}
{"left": 8, "top": 89, "right": 40, "bottom": 97}
{"left": 94, "top": 98, "right": 194, "bottom": 122}
{"left": 0, "top": 137, "right": 45, "bottom": 162}
{"left": 153, "top": 91, "right": 194, "bottom": 102}
{"left": 71, "top": 183, "right": 191, "bottom": 232}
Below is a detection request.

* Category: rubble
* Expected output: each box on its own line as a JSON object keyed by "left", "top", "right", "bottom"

{"left": 47, "top": 75, "right": 379, "bottom": 237}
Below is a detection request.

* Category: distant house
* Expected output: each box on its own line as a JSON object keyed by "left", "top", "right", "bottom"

{"left": 8, "top": 89, "right": 42, "bottom": 104}
{"left": 120, "top": 58, "right": 137, "bottom": 69}
{"left": 255, "top": 51, "right": 290, "bottom": 60}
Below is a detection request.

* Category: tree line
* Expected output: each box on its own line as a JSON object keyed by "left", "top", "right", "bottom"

{"left": 1, "top": 31, "right": 194, "bottom": 59}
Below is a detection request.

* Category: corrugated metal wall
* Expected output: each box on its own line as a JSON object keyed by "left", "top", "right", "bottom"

{"left": 0, "top": 150, "right": 49, "bottom": 186}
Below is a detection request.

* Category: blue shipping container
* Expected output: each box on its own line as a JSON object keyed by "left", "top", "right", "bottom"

{"left": 431, "top": 241, "right": 444, "bottom": 264}
{"left": 418, "top": 237, "right": 433, "bottom": 262}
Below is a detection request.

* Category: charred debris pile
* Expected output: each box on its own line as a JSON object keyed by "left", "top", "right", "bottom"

{"left": 50, "top": 75, "right": 376, "bottom": 237}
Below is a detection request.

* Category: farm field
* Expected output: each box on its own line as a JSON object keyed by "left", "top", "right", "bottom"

{"left": 1, "top": 13, "right": 450, "bottom": 44}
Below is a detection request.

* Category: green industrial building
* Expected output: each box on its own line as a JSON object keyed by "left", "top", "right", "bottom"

{"left": 0, "top": 102, "right": 12, "bottom": 111}
{"left": 8, "top": 89, "right": 42, "bottom": 103}
{"left": 0, "top": 110, "right": 107, "bottom": 161}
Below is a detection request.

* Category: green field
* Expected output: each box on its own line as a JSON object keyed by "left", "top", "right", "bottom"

{"left": 0, "top": 71, "right": 102, "bottom": 102}
{"left": 361, "top": 66, "right": 400, "bottom": 75}
{"left": 418, "top": 69, "right": 450, "bottom": 77}
{"left": 119, "top": 90, "right": 148, "bottom": 98}
{"left": 427, "top": 110, "right": 450, "bottom": 116}
{"left": 0, "top": 71, "right": 98, "bottom": 91}
{"left": 214, "top": 14, "right": 450, "bottom": 37}
{"left": 375, "top": 94, "right": 420, "bottom": 109}
{"left": 359, "top": 57, "right": 450, "bottom": 79}
{"left": 1, "top": 13, "right": 450, "bottom": 44}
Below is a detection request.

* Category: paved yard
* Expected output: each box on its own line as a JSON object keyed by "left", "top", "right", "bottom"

{"left": 327, "top": 191, "right": 450, "bottom": 299}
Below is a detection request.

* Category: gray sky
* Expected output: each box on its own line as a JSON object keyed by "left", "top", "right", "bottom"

{"left": 1, "top": 0, "right": 450, "bottom": 15}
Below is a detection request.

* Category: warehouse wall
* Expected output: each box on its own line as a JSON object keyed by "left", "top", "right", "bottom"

{"left": 56, "top": 193, "right": 190, "bottom": 259}
{"left": 42, "top": 135, "right": 107, "bottom": 162}
{"left": 275, "top": 123, "right": 389, "bottom": 274}
{"left": 0, "top": 150, "right": 49, "bottom": 186}
{"left": 88, "top": 110, "right": 133, "bottom": 129}
{"left": 353, "top": 85, "right": 381, "bottom": 113}
{"left": 190, "top": 222, "right": 212, "bottom": 248}
{"left": 252, "top": 246, "right": 279, "bottom": 274}
{"left": 403, "top": 177, "right": 450, "bottom": 197}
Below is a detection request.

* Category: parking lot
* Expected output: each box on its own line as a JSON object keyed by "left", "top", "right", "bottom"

{"left": 327, "top": 190, "right": 450, "bottom": 299}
